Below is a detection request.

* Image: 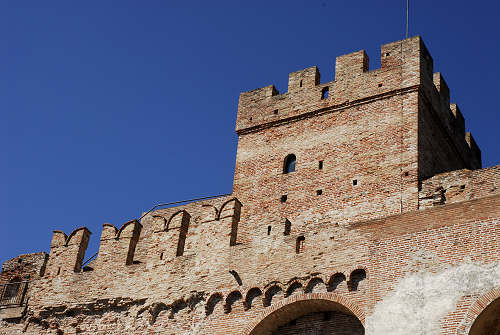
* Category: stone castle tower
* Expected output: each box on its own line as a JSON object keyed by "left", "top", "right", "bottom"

{"left": 1, "top": 36, "right": 499, "bottom": 334}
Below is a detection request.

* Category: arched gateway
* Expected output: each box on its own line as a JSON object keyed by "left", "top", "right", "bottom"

{"left": 468, "top": 297, "right": 500, "bottom": 335}
{"left": 244, "top": 293, "right": 365, "bottom": 335}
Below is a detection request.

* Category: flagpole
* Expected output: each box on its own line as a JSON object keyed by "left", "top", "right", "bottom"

{"left": 406, "top": 0, "right": 409, "bottom": 38}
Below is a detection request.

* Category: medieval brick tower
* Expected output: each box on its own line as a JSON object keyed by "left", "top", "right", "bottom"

{"left": 1, "top": 36, "right": 499, "bottom": 335}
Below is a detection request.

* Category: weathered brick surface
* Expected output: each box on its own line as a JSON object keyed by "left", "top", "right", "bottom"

{"left": 1, "top": 36, "right": 499, "bottom": 334}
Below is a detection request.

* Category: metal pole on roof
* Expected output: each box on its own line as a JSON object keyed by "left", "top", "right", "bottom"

{"left": 406, "top": 0, "right": 409, "bottom": 38}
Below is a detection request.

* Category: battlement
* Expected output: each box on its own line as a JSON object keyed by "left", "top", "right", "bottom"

{"left": 236, "top": 36, "right": 433, "bottom": 134}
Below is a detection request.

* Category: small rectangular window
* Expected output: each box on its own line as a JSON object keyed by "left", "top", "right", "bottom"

{"left": 318, "top": 161, "right": 323, "bottom": 169}
{"left": 321, "top": 87, "right": 329, "bottom": 100}
{"left": 352, "top": 179, "right": 358, "bottom": 186}
{"left": 281, "top": 195, "right": 287, "bottom": 203}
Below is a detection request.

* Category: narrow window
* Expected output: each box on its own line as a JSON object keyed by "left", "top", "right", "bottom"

{"left": 267, "top": 225, "right": 271, "bottom": 235}
{"left": 160, "top": 252, "right": 163, "bottom": 260}
{"left": 299, "top": 80, "right": 303, "bottom": 87}
{"left": 378, "top": 83, "right": 383, "bottom": 87}
{"left": 321, "top": 87, "right": 329, "bottom": 100}
{"left": 280, "top": 195, "right": 288, "bottom": 203}
{"left": 352, "top": 179, "right": 358, "bottom": 186}
{"left": 318, "top": 160, "right": 323, "bottom": 170}
{"left": 273, "top": 109, "right": 278, "bottom": 115}
{"left": 283, "top": 154, "right": 296, "bottom": 174}
{"left": 316, "top": 189, "right": 322, "bottom": 196}
{"left": 296, "top": 236, "right": 305, "bottom": 254}
{"left": 284, "top": 219, "right": 291, "bottom": 236}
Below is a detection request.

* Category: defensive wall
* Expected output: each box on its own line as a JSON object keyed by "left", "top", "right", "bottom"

{"left": 1, "top": 36, "right": 499, "bottom": 334}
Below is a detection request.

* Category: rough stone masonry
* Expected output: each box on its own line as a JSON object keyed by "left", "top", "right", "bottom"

{"left": 1, "top": 36, "right": 499, "bottom": 335}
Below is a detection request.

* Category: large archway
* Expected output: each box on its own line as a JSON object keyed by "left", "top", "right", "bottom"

{"left": 245, "top": 293, "right": 365, "bottom": 335}
{"left": 469, "top": 297, "right": 500, "bottom": 335}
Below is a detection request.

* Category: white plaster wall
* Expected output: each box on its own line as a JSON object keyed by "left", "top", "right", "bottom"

{"left": 366, "top": 260, "right": 500, "bottom": 335}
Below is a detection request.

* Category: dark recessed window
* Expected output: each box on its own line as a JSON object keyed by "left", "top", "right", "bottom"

{"left": 353, "top": 179, "right": 358, "bottom": 186}
{"left": 299, "top": 80, "right": 303, "bottom": 88}
{"left": 318, "top": 161, "right": 323, "bottom": 170}
{"left": 321, "top": 87, "right": 329, "bottom": 100}
{"left": 273, "top": 109, "right": 278, "bottom": 115}
{"left": 281, "top": 195, "right": 288, "bottom": 203}
{"left": 267, "top": 225, "right": 271, "bottom": 235}
{"left": 404, "top": 171, "right": 409, "bottom": 176}
{"left": 378, "top": 83, "right": 383, "bottom": 87}
{"left": 386, "top": 52, "right": 390, "bottom": 57}
{"left": 316, "top": 189, "right": 323, "bottom": 195}
{"left": 283, "top": 154, "right": 296, "bottom": 174}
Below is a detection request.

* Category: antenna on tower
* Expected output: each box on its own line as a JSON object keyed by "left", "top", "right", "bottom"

{"left": 406, "top": 0, "right": 409, "bottom": 38}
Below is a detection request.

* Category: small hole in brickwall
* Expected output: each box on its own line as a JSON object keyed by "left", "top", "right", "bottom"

{"left": 321, "top": 87, "right": 329, "bottom": 99}
{"left": 273, "top": 109, "right": 278, "bottom": 115}
{"left": 404, "top": 171, "right": 409, "bottom": 176}
{"left": 267, "top": 225, "right": 271, "bottom": 235}
{"left": 460, "top": 185, "right": 465, "bottom": 189}
{"left": 353, "top": 179, "right": 358, "bottom": 186}
{"left": 284, "top": 219, "right": 291, "bottom": 235}
{"left": 160, "top": 252, "right": 163, "bottom": 260}
{"left": 281, "top": 195, "right": 287, "bottom": 203}
{"left": 296, "top": 236, "right": 305, "bottom": 254}
{"left": 386, "top": 52, "right": 390, "bottom": 57}
{"left": 316, "top": 189, "right": 323, "bottom": 195}
{"left": 299, "top": 80, "right": 303, "bottom": 87}
{"left": 378, "top": 83, "right": 383, "bottom": 87}
{"left": 249, "top": 117, "right": 252, "bottom": 121}
{"left": 318, "top": 160, "right": 323, "bottom": 169}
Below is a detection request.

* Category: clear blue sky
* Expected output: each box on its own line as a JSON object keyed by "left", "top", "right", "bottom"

{"left": 2, "top": 1, "right": 499, "bottom": 265}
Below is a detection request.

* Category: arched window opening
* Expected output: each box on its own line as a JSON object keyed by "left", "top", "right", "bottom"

{"left": 283, "top": 154, "right": 296, "bottom": 174}
{"left": 296, "top": 236, "right": 305, "bottom": 254}
{"left": 321, "top": 87, "right": 329, "bottom": 99}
